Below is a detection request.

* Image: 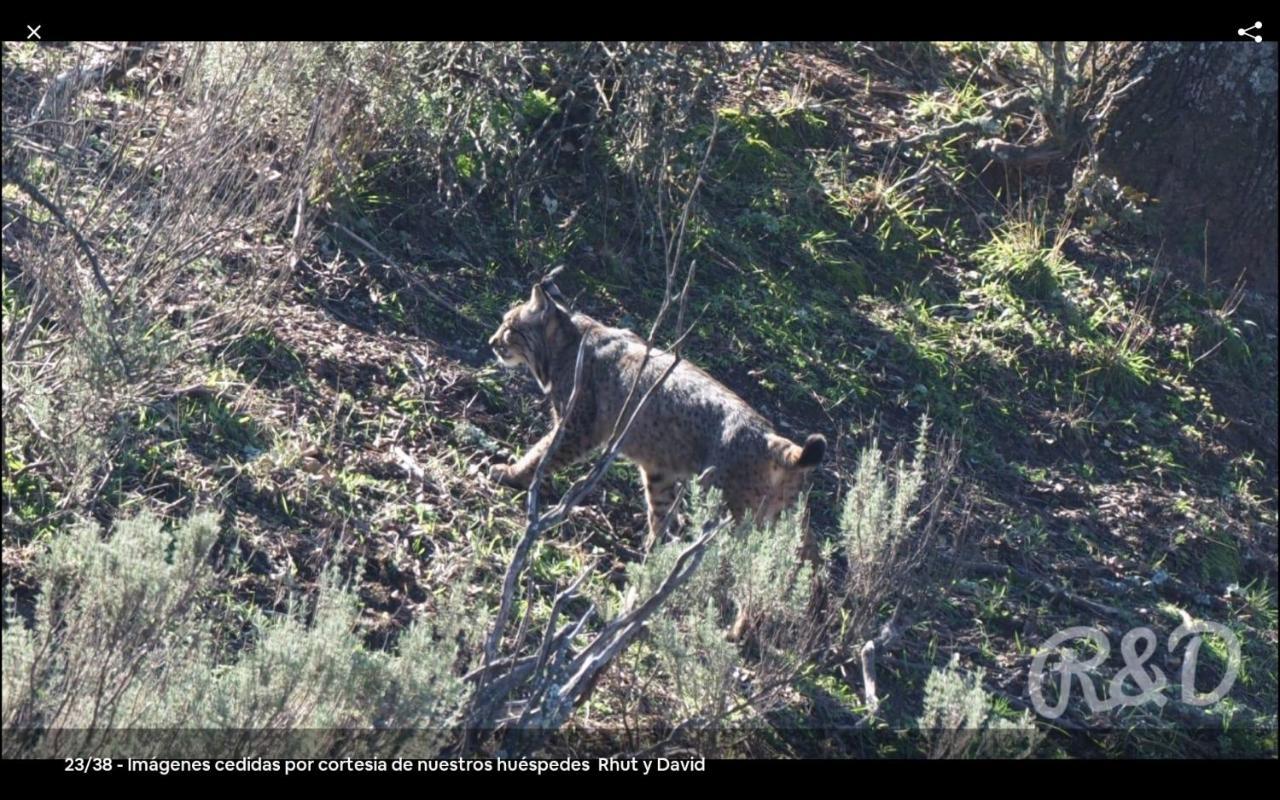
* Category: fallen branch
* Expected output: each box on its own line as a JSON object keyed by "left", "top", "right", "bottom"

{"left": 877, "top": 92, "right": 1035, "bottom": 149}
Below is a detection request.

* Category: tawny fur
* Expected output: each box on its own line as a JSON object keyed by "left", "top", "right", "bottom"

{"left": 488, "top": 282, "right": 826, "bottom": 549}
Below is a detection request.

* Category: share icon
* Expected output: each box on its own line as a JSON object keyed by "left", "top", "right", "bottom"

{"left": 1238, "top": 21, "right": 1262, "bottom": 42}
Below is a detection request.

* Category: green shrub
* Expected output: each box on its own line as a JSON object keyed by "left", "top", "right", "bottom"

{"left": 917, "top": 657, "right": 1042, "bottom": 758}
{"left": 832, "top": 416, "right": 961, "bottom": 654}
{"left": 2, "top": 510, "right": 473, "bottom": 758}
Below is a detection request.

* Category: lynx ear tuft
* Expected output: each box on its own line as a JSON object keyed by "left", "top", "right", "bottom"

{"left": 541, "top": 264, "right": 565, "bottom": 286}
{"left": 540, "top": 266, "right": 569, "bottom": 307}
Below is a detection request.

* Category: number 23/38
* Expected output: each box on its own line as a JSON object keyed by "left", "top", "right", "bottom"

{"left": 64, "top": 758, "right": 115, "bottom": 773}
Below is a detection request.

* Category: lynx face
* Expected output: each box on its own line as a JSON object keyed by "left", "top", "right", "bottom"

{"left": 489, "top": 287, "right": 544, "bottom": 369}
{"left": 487, "top": 284, "right": 570, "bottom": 392}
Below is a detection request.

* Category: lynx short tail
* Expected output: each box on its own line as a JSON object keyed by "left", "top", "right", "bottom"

{"left": 769, "top": 433, "right": 826, "bottom": 470}
{"left": 796, "top": 433, "right": 826, "bottom": 468}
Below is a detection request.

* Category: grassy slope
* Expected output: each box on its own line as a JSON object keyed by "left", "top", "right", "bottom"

{"left": 3, "top": 42, "right": 1276, "bottom": 755}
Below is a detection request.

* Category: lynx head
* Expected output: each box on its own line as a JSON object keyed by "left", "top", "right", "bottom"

{"left": 488, "top": 277, "right": 572, "bottom": 392}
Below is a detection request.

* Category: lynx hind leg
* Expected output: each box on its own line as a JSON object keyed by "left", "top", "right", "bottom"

{"left": 641, "top": 469, "right": 682, "bottom": 550}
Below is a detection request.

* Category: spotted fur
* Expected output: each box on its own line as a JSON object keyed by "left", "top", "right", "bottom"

{"left": 488, "top": 281, "right": 825, "bottom": 548}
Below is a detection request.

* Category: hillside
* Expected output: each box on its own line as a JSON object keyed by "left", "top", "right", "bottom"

{"left": 2, "top": 41, "right": 1276, "bottom": 759}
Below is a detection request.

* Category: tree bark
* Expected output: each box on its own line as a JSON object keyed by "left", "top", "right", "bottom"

{"left": 1094, "top": 42, "right": 1277, "bottom": 294}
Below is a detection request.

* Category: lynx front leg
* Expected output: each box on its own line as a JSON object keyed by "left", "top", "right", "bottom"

{"left": 490, "top": 419, "right": 596, "bottom": 490}
{"left": 641, "top": 469, "right": 682, "bottom": 550}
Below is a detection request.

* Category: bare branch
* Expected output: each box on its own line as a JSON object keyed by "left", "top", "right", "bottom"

{"left": 500, "top": 514, "right": 727, "bottom": 751}
{"left": 482, "top": 337, "right": 589, "bottom": 667}
{"left": 5, "top": 174, "right": 116, "bottom": 313}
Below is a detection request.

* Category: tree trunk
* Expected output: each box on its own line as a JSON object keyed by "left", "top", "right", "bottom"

{"left": 1093, "top": 42, "right": 1277, "bottom": 294}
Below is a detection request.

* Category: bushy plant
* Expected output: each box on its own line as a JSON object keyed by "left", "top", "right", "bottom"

{"left": 2, "top": 510, "right": 475, "bottom": 758}
{"left": 917, "top": 656, "right": 1042, "bottom": 758}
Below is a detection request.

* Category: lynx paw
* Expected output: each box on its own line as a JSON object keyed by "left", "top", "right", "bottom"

{"left": 488, "top": 462, "right": 527, "bottom": 489}
{"left": 488, "top": 462, "right": 511, "bottom": 483}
